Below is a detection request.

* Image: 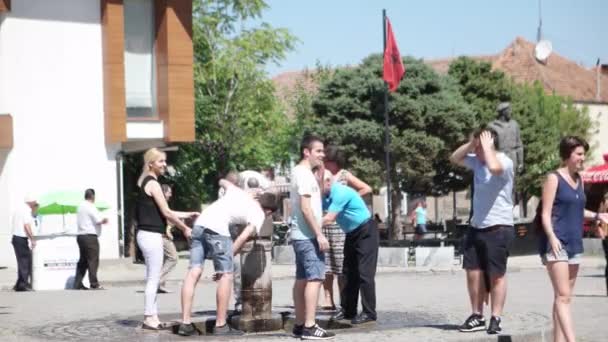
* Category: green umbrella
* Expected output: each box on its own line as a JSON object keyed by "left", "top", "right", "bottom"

{"left": 37, "top": 190, "right": 110, "bottom": 215}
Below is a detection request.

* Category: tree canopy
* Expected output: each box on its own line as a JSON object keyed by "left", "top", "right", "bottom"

{"left": 169, "top": 0, "right": 297, "bottom": 208}
{"left": 297, "top": 54, "right": 476, "bottom": 237}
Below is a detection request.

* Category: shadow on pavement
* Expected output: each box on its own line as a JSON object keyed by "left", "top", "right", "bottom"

{"left": 422, "top": 323, "right": 459, "bottom": 331}
{"left": 115, "top": 319, "right": 141, "bottom": 327}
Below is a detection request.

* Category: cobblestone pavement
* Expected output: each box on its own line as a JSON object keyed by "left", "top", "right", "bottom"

{"left": 0, "top": 267, "right": 606, "bottom": 341}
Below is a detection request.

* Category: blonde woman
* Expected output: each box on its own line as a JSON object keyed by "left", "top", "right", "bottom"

{"left": 135, "top": 148, "right": 198, "bottom": 330}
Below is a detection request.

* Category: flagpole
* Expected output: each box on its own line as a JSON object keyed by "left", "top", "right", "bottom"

{"left": 382, "top": 9, "right": 393, "bottom": 240}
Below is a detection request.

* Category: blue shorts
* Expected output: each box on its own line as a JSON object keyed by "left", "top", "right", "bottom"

{"left": 292, "top": 239, "right": 325, "bottom": 280}
{"left": 190, "top": 225, "right": 233, "bottom": 273}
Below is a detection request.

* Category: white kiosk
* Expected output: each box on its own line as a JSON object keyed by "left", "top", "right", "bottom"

{"left": 31, "top": 214, "right": 87, "bottom": 290}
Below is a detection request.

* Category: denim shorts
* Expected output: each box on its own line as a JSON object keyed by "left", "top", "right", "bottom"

{"left": 292, "top": 239, "right": 325, "bottom": 280}
{"left": 541, "top": 248, "right": 582, "bottom": 265}
{"left": 190, "top": 225, "right": 233, "bottom": 273}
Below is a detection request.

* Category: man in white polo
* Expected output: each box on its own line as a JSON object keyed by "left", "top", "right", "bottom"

{"left": 73, "top": 189, "right": 108, "bottom": 290}
{"left": 11, "top": 195, "right": 39, "bottom": 291}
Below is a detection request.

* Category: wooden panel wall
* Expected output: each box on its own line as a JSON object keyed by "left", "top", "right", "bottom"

{"left": 101, "top": 0, "right": 127, "bottom": 143}
{"left": 155, "top": 0, "right": 195, "bottom": 142}
{"left": 0, "top": 114, "right": 13, "bottom": 148}
{"left": 0, "top": 0, "right": 10, "bottom": 12}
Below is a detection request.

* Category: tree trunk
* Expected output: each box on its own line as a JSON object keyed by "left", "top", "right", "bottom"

{"left": 390, "top": 190, "right": 403, "bottom": 240}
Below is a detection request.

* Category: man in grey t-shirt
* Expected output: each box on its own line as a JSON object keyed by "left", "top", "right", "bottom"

{"left": 450, "top": 128, "right": 515, "bottom": 335}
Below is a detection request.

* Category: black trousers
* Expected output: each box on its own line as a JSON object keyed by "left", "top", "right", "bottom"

{"left": 12, "top": 235, "right": 32, "bottom": 290}
{"left": 74, "top": 234, "right": 100, "bottom": 288}
{"left": 602, "top": 238, "right": 608, "bottom": 294}
{"left": 341, "top": 220, "right": 379, "bottom": 318}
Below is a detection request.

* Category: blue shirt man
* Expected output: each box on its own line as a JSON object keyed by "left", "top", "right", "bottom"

{"left": 323, "top": 171, "right": 371, "bottom": 234}
{"left": 322, "top": 182, "right": 371, "bottom": 232}
{"left": 321, "top": 169, "right": 378, "bottom": 323}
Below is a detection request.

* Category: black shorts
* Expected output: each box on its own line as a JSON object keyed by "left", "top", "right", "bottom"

{"left": 463, "top": 225, "right": 514, "bottom": 277}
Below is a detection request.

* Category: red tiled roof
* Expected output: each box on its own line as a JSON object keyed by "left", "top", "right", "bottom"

{"left": 272, "top": 37, "right": 608, "bottom": 104}
{"left": 493, "top": 37, "right": 608, "bottom": 103}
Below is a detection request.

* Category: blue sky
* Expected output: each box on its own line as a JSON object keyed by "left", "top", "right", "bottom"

{"left": 260, "top": 0, "right": 607, "bottom": 76}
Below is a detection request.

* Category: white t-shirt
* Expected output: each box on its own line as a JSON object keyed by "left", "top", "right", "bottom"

{"left": 76, "top": 201, "right": 105, "bottom": 236}
{"left": 289, "top": 164, "right": 323, "bottom": 240}
{"left": 195, "top": 186, "right": 265, "bottom": 237}
{"left": 12, "top": 203, "right": 34, "bottom": 238}
{"left": 464, "top": 152, "right": 514, "bottom": 228}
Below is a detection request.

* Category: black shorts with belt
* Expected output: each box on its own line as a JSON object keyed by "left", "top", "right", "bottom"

{"left": 463, "top": 225, "right": 515, "bottom": 277}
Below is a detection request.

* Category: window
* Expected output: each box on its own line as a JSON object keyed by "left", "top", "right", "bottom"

{"left": 123, "top": 0, "right": 156, "bottom": 118}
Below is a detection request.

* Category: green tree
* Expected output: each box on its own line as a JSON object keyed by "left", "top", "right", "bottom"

{"left": 448, "top": 56, "right": 512, "bottom": 124}
{"left": 512, "top": 82, "right": 594, "bottom": 197}
{"left": 308, "top": 54, "right": 475, "bottom": 238}
{"left": 282, "top": 61, "right": 334, "bottom": 155}
{"left": 169, "top": 0, "right": 296, "bottom": 208}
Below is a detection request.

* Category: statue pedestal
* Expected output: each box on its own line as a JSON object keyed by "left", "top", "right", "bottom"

{"left": 230, "top": 238, "right": 282, "bottom": 332}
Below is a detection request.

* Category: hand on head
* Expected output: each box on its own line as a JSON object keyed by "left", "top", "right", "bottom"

{"left": 479, "top": 131, "right": 495, "bottom": 151}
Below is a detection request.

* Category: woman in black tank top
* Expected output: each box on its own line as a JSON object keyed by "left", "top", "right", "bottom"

{"left": 135, "top": 148, "right": 199, "bottom": 330}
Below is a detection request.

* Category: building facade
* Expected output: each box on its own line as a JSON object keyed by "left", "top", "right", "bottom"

{"left": 0, "top": 0, "right": 195, "bottom": 267}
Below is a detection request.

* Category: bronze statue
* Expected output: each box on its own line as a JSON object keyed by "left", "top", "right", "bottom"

{"left": 488, "top": 102, "right": 524, "bottom": 174}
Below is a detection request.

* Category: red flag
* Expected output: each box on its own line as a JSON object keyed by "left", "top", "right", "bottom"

{"left": 383, "top": 18, "right": 404, "bottom": 92}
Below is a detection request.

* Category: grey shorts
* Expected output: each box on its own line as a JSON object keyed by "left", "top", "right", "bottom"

{"left": 190, "top": 225, "right": 233, "bottom": 273}
{"left": 292, "top": 239, "right": 325, "bottom": 280}
{"left": 541, "top": 248, "right": 582, "bottom": 265}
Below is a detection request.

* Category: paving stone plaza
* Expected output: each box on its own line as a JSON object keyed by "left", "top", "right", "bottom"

{"left": 1, "top": 257, "right": 606, "bottom": 342}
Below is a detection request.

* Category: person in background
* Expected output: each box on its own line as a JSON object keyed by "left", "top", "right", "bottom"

{"left": 157, "top": 184, "right": 179, "bottom": 294}
{"left": 596, "top": 192, "right": 608, "bottom": 296}
{"left": 239, "top": 170, "right": 271, "bottom": 193}
{"left": 411, "top": 201, "right": 427, "bottom": 241}
{"left": 73, "top": 189, "right": 108, "bottom": 290}
{"left": 135, "top": 148, "right": 197, "bottom": 330}
{"left": 321, "top": 145, "right": 372, "bottom": 312}
{"left": 11, "top": 195, "right": 38, "bottom": 292}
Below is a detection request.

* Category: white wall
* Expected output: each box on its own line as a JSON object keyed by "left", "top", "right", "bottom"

{"left": 0, "top": 0, "right": 120, "bottom": 266}
{"left": 580, "top": 103, "right": 608, "bottom": 165}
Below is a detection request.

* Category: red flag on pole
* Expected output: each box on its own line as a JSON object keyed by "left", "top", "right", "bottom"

{"left": 383, "top": 17, "right": 404, "bottom": 92}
